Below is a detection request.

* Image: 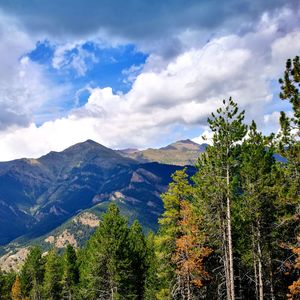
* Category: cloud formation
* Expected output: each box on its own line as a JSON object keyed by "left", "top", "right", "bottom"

{"left": 0, "top": 7, "right": 299, "bottom": 161}
{"left": 1, "top": 1, "right": 298, "bottom": 53}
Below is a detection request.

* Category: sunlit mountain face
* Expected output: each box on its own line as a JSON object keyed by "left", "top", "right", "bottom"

{"left": 0, "top": 140, "right": 197, "bottom": 245}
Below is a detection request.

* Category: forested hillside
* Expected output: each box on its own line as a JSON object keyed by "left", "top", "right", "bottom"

{"left": 0, "top": 57, "right": 299, "bottom": 299}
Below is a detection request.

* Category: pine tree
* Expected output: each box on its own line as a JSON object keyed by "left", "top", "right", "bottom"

{"left": 172, "top": 199, "right": 212, "bottom": 299}
{"left": 155, "top": 169, "right": 193, "bottom": 298}
{"left": 11, "top": 276, "right": 22, "bottom": 300}
{"left": 0, "top": 271, "right": 16, "bottom": 300}
{"left": 287, "top": 236, "right": 300, "bottom": 299}
{"left": 128, "top": 220, "right": 148, "bottom": 299}
{"left": 277, "top": 56, "right": 300, "bottom": 216}
{"left": 61, "top": 244, "right": 79, "bottom": 300}
{"left": 276, "top": 55, "right": 300, "bottom": 299}
{"left": 80, "top": 203, "right": 134, "bottom": 299}
{"left": 20, "top": 246, "right": 44, "bottom": 300}
{"left": 193, "top": 98, "right": 247, "bottom": 300}
{"left": 278, "top": 55, "right": 300, "bottom": 135}
{"left": 43, "top": 249, "right": 62, "bottom": 300}
{"left": 144, "top": 232, "right": 159, "bottom": 300}
{"left": 239, "top": 121, "right": 276, "bottom": 299}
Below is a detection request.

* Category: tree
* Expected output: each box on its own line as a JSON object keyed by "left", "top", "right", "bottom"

{"left": 61, "top": 244, "right": 79, "bottom": 300}
{"left": 279, "top": 55, "right": 300, "bottom": 136}
{"left": 128, "top": 220, "right": 148, "bottom": 299}
{"left": 239, "top": 121, "right": 276, "bottom": 299}
{"left": 172, "top": 199, "right": 212, "bottom": 299}
{"left": 43, "top": 249, "right": 62, "bottom": 300}
{"left": 0, "top": 271, "right": 16, "bottom": 300}
{"left": 194, "top": 98, "right": 247, "bottom": 300}
{"left": 287, "top": 236, "right": 300, "bottom": 299}
{"left": 144, "top": 232, "right": 159, "bottom": 300}
{"left": 80, "top": 203, "right": 134, "bottom": 299}
{"left": 155, "top": 169, "right": 194, "bottom": 298}
{"left": 11, "top": 276, "right": 22, "bottom": 300}
{"left": 20, "top": 246, "right": 44, "bottom": 300}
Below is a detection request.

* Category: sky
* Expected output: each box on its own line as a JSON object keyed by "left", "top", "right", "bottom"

{"left": 0, "top": 0, "right": 299, "bottom": 161}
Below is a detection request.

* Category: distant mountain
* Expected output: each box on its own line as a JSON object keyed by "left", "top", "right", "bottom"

{"left": 0, "top": 140, "right": 195, "bottom": 246}
{"left": 118, "top": 139, "right": 208, "bottom": 166}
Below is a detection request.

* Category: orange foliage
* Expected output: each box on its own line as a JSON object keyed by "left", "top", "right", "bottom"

{"left": 11, "top": 276, "right": 22, "bottom": 300}
{"left": 287, "top": 237, "right": 300, "bottom": 300}
{"left": 172, "top": 200, "right": 212, "bottom": 292}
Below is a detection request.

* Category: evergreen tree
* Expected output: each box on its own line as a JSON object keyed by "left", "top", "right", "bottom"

{"left": 128, "top": 220, "right": 148, "bottom": 299}
{"left": 144, "top": 232, "right": 159, "bottom": 300}
{"left": 172, "top": 199, "right": 212, "bottom": 299}
{"left": 61, "top": 244, "right": 79, "bottom": 300}
{"left": 20, "top": 246, "right": 44, "bottom": 300}
{"left": 11, "top": 276, "right": 22, "bottom": 300}
{"left": 0, "top": 271, "right": 16, "bottom": 300}
{"left": 43, "top": 249, "right": 62, "bottom": 300}
{"left": 80, "top": 203, "right": 134, "bottom": 299}
{"left": 239, "top": 121, "right": 276, "bottom": 299}
{"left": 155, "top": 169, "right": 195, "bottom": 298}
{"left": 193, "top": 98, "right": 247, "bottom": 300}
{"left": 287, "top": 236, "right": 300, "bottom": 299}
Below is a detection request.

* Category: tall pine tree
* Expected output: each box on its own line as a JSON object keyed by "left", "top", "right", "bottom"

{"left": 194, "top": 98, "right": 247, "bottom": 300}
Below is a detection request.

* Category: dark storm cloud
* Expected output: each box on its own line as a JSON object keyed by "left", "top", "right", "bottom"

{"left": 0, "top": 0, "right": 298, "bottom": 41}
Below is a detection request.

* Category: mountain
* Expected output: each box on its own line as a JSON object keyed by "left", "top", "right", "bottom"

{"left": 118, "top": 139, "right": 208, "bottom": 166}
{"left": 0, "top": 140, "right": 196, "bottom": 246}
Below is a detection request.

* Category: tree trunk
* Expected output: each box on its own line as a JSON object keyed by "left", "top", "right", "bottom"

{"left": 222, "top": 204, "right": 231, "bottom": 300}
{"left": 252, "top": 228, "right": 259, "bottom": 300}
{"left": 268, "top": 254, "right": 275, "bottom": 300}
{"left": 226, "top": 163, "right": 235, "bottom": 300}
{"left": 257, "top": 223, "right": 264, "bottom": 300}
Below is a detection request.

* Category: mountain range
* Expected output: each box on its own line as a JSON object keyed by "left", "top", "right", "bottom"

{"left": 0, "top": 139, "right": 203, "bottom": 249}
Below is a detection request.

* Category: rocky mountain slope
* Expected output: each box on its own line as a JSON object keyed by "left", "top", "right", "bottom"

{"left": 118, "top": 139, "right": 208, "bottom": 166}
{"left": 0, "top": 139, "right": 197, "bottom": 246}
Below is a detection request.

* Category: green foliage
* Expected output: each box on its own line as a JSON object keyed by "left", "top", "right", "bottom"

{"left": 79, "top": 203, "right": 146, "bottom": 299}
{"left": 43, "top": 249, "right": 62, "bottom": 300}
{"left": 155, "top": 169, "right": 194, "bottom": 297}
{"left": 20, "top": 245, "right": 44, "bottom": 299}
{"left": 128, "top": 220, "right": 148, "bottom": 299}
{"left": 0, "top": 270, "right": 16, "bottom": 300}
{"left": 279, "top": 55, "right": 300, "bottom": 131}
{"left": 1, "top": 55, "right": 299, "bottom": 300}
{"left": 61, "top": 244, "right": 79, "bottom": 299}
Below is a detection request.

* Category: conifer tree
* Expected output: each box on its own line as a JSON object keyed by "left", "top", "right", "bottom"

{"left": 43, "top": 249, "right": 62, "bottom": 300}
{"left": 80, "top": 203, "right": 134, "bottom": 299}
{"left": 277, "top": 56, "right": 300, "bottom": 214}
{"left": 144, "top": 232, "right": 159, "bottom": 300}
{"left": 172, "top": 199, "right": 212, "bottom": 299}
{"left": 11, "top": 276, "right": 22, "bottom": 300}
{"left": 0, "top": 271, "right": 16, "bottom": 300}
{"left": 155, "top": 169, "right": 193, "bottom": 298}
{"left": 239, "top": 121, "right": 276, "bottom": 299}
{"left": 288, "top": 236, "right": 300, "bottom": 299}
{"left": 156, "top": 168, "right": 210, "bottom": 299}
{"left": 61, "top": 244, "right": 79, "bottom": 300}
{"left": 128, "top": 220, "right": 148, "bottom": 299}
{"left": 194, "top": 98, "right": 247, "bottom": 300}
{"left": 20, "top": 246, "right": 44, "bottom": 300}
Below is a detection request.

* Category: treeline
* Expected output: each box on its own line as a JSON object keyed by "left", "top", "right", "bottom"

{"left": 0, "top": 56, "right": 299, "bottom": 300}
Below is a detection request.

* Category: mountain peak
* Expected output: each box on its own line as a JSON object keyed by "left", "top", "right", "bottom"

{"left": 160, "top": 139, "right": 201, "bottom": 151}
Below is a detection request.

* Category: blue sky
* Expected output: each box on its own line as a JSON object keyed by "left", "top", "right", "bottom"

{"left": 27, "top": 41, "right": 148, "bottom": 124}
{"left": 0, "top": 0, "right": 299, "bottom": 160}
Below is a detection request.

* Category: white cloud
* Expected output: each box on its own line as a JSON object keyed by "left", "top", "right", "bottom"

{"left": 0, "top": 8, "right": 300, "bottom": 161}
{"left": 52, "top": 42, "right": 99, "bottom": 76}
{"left": 0, "top": 13, "right": 70, "bottom": 130}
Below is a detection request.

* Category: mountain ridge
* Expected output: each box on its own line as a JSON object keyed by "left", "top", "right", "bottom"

{"left": 0, "top": 139, "right": 198, "bottom": 246}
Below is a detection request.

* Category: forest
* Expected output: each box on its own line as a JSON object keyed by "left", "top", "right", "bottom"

{"left": 0, "top": 56, "right": 299, "bottom": 300}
